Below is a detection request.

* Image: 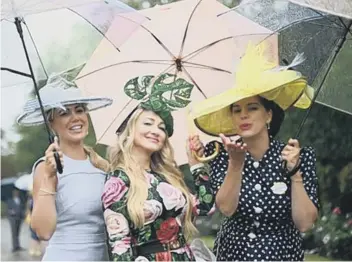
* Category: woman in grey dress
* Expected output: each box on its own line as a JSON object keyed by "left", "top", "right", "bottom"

{"left": 17, "top": 73, "right": 113, "bottom": 261}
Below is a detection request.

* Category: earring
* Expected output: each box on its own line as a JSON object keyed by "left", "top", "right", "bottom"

{"left": 266, "top": 122, "right": 270, "bottom": 130}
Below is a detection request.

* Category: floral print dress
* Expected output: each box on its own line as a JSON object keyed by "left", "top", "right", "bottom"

{"left": 102, "top": 166, "right": 214, "bottom": 261}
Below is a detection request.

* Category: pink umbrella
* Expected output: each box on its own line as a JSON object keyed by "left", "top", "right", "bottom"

{"left": 76, "top": 0, "right": 278, "bottom": 164}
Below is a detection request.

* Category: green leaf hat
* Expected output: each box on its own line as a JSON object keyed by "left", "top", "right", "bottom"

{"left": 123, "top": 73, "right": 194, "bottom": 137}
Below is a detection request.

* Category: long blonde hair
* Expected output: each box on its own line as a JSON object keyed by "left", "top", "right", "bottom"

{"left": 47, "top": 107, "right": 110, "bottom": 173}
{"left": 109, "top": 108, "right": 197, "bottom": 239}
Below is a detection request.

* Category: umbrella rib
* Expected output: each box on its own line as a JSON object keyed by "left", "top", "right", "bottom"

{"left": 295, "top": 19, "right": 352, "bottom": 138}
{"left": 96, "top": 57, "right": 171, "bottom": 141}
{"left": 0, "top": 67, "right": 32, "bottom": 78}
{"left": 307, "top": 7, "right": 350, "bottom": 29}
{"left": 183, "top": 36, "right": 233, "bottom": 61}
{"left": 178, "top": 0, "right": 203, "bottom": 57}
{"left": 183, "top": 61, "right": 231, "bottom": 73}
{"left": 125, "top": 60, "right": 174, "bottom": 65}
{"left": 76, "top": 60, "right": 174, "bottom": 80}
{"left": 138, "top": 24, "right": 176, "bottom": 59}
{"left": 22, "top": 20, "right": 49, "bottom": 79}
{"left": 97, "top": 99, "right": 135, "bottom": 142}
{"left": 67, "top": 7, "right": 121, "bottom": 52}
{"left": 181, "top": 66, "right": 207, "bottom": 98}
{"left": 339, "top": 17, "right": 352, "bottom": 35}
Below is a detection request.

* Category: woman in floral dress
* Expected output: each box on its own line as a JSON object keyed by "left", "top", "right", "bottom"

{"left": 102, "top": 106, "right": 214, "bottom": 261}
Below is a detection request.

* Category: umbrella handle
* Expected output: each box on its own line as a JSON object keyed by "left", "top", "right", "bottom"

{"left": 48, "top": 136, "right": 63, "bottom": 174}
{"left": 193, "top": 142, "right": 220, "bottom": 162}
{"left": 186, "top": 106, "right": 220, "bottom": 162}
{"left": 54, "top": 152, "right": 63, "bottom": 174}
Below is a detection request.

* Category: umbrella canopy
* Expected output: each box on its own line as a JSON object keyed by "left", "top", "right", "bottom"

{"left": 222, "top": 0, "right": 352, "bottom": 117}
{"left": 1, "top": 0, "right": 147, "bottom": 82}
{"left": 1, "top": 0, "right": 146, "bottom": 173}
{"left": 289, "top": 0, "right": 352, "bottom": 20}
{"left": 14, "top": 173, "right": 33, "bottom": 191}
{"left": 75, "top": 0, "right": 278, "bottom": 164}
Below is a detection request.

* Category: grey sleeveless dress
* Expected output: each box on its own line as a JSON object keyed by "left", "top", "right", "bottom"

{"left": 36, "top": 154, "right": 108, "bottom": 261}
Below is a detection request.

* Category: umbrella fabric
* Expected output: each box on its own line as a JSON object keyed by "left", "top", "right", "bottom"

{"left": 223, "top": 0, "right": 351, "bottom": 115}
{"left": 1, "top": 0, "right": 147, "bottom": 87}
{"left": 14, "top": 174, "right": 33, "bottom": 191}
{"left": 289, "top": 0, "right": 352, "bottom": 20}
{"left": 1, "top": 0, "right": 101, "bottom": 19}
{"left": 75, "top": 0, "right": 277, "bottom": 164}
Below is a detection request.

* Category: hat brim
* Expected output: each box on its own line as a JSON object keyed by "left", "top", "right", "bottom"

{"left": 193, "top": 77, "right": 313, "bottom": 137}
{"left": 17, "top": 97, "right": 112, "bottom": 126}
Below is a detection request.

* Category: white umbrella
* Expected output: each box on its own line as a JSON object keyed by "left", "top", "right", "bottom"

{"left": 14, "top": 173, "right": 33, "bottom": 191}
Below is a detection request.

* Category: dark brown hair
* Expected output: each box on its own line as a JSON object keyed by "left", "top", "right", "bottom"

{"left": 259, "top": 96, "right": 284, "bottom": 137}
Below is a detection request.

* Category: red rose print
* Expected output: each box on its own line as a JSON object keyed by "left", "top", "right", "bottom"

{"left": 156, "top": 251, "right": 172, "bottom": 262}
{"left": 156, "top": 217, "right": 179, "bottom": 244}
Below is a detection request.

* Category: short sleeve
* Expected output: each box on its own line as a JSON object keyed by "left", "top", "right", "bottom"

{"left": 31, "top": 157, "right": 45, "bottom": 175}
{"left": 300, "top": 147, "right": 319, "bottom": 209}
{"left": 205, "top": 141, "right": 229, "bottom": 196}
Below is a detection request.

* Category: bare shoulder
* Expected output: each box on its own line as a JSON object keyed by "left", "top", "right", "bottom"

{"left": 34, "top": 160, "right": 46, "bottom": 180}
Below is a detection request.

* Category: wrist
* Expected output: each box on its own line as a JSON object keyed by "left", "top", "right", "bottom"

{"left": 287, "top": 159, "right": 301, "bottom": 177}
{"left": 291, "top": 171, "right": 303, "bottom": 183}
{"left": 41, "top": 175, "right": 57, "bottom": 191}
{"left": 229, "top": 160, "right": 244, "bottom": 173}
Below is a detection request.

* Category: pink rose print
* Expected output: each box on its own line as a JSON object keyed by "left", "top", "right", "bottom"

{"left": 104, "top": 209, "right": 130, "bottom": 238}
{"left": 112, "top": 237, "right": 131, "bottom": 255}
{"left": 156, "top": 182, "right": 186, "bottom": 211}
{"left": 143, "top": 200, "right": 163, "bottom": 225}
{"left": 102, "top": 176, "right": 128, "bottom": 208}
{"left": 207, "top": 205, "right": 216, "bottom": 216}
{"left": 144, "top": 172, "right": 157, "bottom": 188}
{"left": 190, "top": 194, "right": 200, "bottom": 215}
{"left": 172, "top": 246, "right": 193, "bottom": 259}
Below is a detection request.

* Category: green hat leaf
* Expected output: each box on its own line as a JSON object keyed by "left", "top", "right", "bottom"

{"left": 124, "top": 75, "right": 153, "bottom": 100}
{"left": 123, "top": 73, "right": 194, "bottom": 137}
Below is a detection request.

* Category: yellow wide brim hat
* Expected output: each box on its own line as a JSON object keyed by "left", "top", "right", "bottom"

{"left": 192, "top": 41, "right": 314, "bottom": 136}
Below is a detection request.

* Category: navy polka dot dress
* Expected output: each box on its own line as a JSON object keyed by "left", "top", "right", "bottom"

{"left": 205, "top": 138, "right": 319, "bottom": 261}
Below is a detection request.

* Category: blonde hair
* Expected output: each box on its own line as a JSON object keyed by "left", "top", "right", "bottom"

{"left": 109, "top": 108, "right": 197, "bottom": 239}
{"left": 47, "top": 107, "right": 110, "bottom": 173}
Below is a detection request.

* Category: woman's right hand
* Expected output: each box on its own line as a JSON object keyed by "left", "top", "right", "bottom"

{"left": 219, "top": 134, "right": 246, "bottom": 169}
{"left": 44, "top": 136, "right": 63, "bottom": 177}
{"left": 187, "top": 135, "right": 205, "bottom": 166}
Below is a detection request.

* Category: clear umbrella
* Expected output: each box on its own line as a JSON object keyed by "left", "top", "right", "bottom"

{"left": 1, "top": 0, "right": 146, "bottom": 172}
{"left": 221, "top": 0, "right": 351, "bottom": 170}
{"left": 221, "top": 0, "right": 351, "bottom": 135}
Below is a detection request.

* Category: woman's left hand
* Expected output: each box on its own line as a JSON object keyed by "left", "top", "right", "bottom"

{"left": 281, "top": 138, "right": 301, "bottom": 171}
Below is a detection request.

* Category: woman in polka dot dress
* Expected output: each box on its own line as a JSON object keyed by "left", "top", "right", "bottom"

{"left": 188, "top": 42, "right": 319, "bottom": 261}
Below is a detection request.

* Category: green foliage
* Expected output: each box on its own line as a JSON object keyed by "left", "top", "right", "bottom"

{"left": 277, "top": 103, "right": 352, "bottom": 209}
{"left": 303, "top": 210, "right": 352, "bottom": 260}
{"left": 1, "top": 154, "right": 17, "bottom": 178}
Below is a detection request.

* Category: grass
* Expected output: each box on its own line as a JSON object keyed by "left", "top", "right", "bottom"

{"left": 196, "top": 235, "right": 333, "bottom": 261}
